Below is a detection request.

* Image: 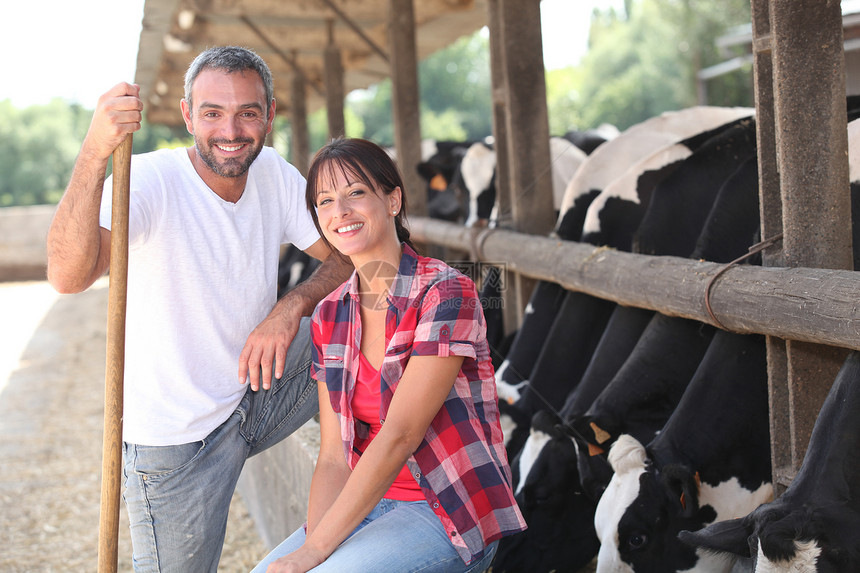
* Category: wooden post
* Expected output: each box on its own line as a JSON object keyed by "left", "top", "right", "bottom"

{"left": 487, "top": 0, "right": 511, "bottom": 229}
{"left": 492, "top": 0, "right": 555, "bottom": 329}
{"left": 497, "top": 0, "right": 554, "bottom": 237}
{"left": 98, "top": 134, "right": 132, "bottom": 573}
{"left": 486, "top": 0, "right": 519, "bottom": 334}
{"left": 290, "top": 64, "right": 310, "bottom": 176}
{"left": 750, "top": 0, "right": 792, "bottom": 496}
{"left": 770, "top": 0, "right": 852, "bottom": 479}
{"left": 324, "top": 19, "right": 346, "bottom": 139}
{"left": 388, "top": 0, "right": 425, "bottom": 217}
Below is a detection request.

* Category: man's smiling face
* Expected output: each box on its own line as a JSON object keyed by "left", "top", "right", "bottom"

{"left": 182, "top": 68, "right": 273, "bottom": 180}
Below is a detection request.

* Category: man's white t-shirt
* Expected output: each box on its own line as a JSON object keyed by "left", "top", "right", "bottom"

{"left": 100, "top": 146, "right": 319, "bottom": 446}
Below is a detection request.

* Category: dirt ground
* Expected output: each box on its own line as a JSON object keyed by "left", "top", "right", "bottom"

{"left": 0, "top": 278, "right": 267, "bottom": 572}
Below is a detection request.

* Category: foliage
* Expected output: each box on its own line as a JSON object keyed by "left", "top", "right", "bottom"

{"left": 546, "top": 67, "right": 585, "bottom": 136}
{"left": 0, "top": 99, "right": 88, "bottom": 207}
{"left": 577, "top": 0, "right": 753, "bottom": 130}
{"left": 345, "top": 31, "right": 493, "bottom": 146}
{"left": 0, "top": 97, "right": 191, "bottom": 207}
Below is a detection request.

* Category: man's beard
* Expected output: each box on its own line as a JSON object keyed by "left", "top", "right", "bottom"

{"left": 195, "top": 136, "right": 263, "bottom": 178}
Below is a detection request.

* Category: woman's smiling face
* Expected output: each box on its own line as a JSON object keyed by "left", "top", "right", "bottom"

{"left": 313, "top": 162, "right": 401, "bottom": 261}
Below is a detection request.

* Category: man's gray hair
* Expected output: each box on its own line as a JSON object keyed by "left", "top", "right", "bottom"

{"left": 183, "top": 46, "right": 274, "bottom": 115}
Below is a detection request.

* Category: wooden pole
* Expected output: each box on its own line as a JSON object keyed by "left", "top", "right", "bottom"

{"left": 98, "top": 134, "right": 132, "bottom": 573}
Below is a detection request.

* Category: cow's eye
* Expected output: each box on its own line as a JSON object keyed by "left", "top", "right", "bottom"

{"left": 627, "top": 532, "right": 649, "bottom": 551}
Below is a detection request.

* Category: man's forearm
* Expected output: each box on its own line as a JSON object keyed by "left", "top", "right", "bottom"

{"left": 279, "top": 253, "right": 353, "bottom": 315}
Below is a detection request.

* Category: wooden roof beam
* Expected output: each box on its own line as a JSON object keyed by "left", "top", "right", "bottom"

{"left": 240, "top": 14, "right": 326, "bottom": 97}
{"left": 318, "top": 0, "right": 389, "bottom": 64}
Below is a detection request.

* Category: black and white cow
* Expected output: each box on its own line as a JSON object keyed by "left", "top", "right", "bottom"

{"left": 633, "top": 117, "right": 757, "bottom": 257}
{"left": 415, "top": 139, "right": 478, "bottom": 222}
{"left": 594, "top": 331, "right": 773, "bottom": 573}
{"left": 673, "top": 116, "right": 860, "bottom": 573}
{"left": 459, "top": 136, "right": 588, "bottom": 227}
{"left": 494, "top": 410, "right": 603, "bottom": 573}
{"left": 555, "top": 106, "right": 754, "bottom": 241}
{"left": 494, "top": 116, "right": 761, "bottom": 573}
{"left": 497, "top": 108, "right": 757, "bottom": 408}
{"left": 579, "top": 115, "right": 753, "bottom": 251}
{"left": 497, "top": 144, "right": 763, "bottom": 573}
{"left": 582, "top": 147, "right": 760, "bottom": 448}
{"left": 563, "top": 124, "right": 618, "bottom": 155}
{"left": 415, "top": 136, "right": 587, "bottom": 226}
{"left": 502, "top": 291, "right": 616, "bottom": 463}
{"left": 493, "top": 304, "right": 654, "bottom": 573}
{"left": 497, "top": 111, "right": 757, "bottom": 442}
{"left": 571, "top": 124, "right": 759, "bottom": 454}
{"left": 588, "top": 157, "right": 767, "bottom": 573}
{"left": 678, "top": 351, "right": 860, "bottom": 573}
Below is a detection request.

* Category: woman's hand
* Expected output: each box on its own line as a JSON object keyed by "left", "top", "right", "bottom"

{"left": 266, "top": 545, "right": 327, "bottom": 573}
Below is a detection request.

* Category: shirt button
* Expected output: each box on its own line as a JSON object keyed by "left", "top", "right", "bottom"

{"left": 433, "top": 502, "right": 439, "bottom": 509}
{"left": 414, "top": 472, "right": 421, "bottom": 479}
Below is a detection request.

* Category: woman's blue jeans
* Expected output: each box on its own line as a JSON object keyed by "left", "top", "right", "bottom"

{"left": 251, "top": 498, "right": 498, "bottom": 573}
{"left": 122, "top": 318, "right": 319, "bottom": 573}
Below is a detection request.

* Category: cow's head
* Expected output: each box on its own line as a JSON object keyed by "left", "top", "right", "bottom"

{"left": 594, "top": 435, "right": 715, "bottom": 572}
{"left": 679, "top": 498, "right": 860, "bottom": 573}
{"left": 415, "top": 144, "right": 470, "bottom": 222}
{"left": 495, "top": 410, "right": 600, "bottom": 572}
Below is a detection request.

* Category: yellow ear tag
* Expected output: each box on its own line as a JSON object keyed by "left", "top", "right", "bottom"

{"left": 587, "top": 442, "right": 605, "bottom": 457}
{"left": 430, "top": 174, "right": 447, "bottom": 191}
{"left": 589, "top": 422, "right": 611, "bottom": 444}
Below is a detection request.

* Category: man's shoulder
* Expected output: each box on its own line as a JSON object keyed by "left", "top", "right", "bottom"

{"left": 248, "top": 147, "right": 306, "bottom": 190}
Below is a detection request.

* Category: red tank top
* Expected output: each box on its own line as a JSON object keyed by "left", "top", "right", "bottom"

{"left": 352, "top": 352, "right": 424, "bottom": 501}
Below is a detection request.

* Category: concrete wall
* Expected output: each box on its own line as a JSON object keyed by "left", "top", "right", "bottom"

{"left": 237, "top": 418, "right": 320, "bottom": 550}
{"left": 0, "top": 205, "right": 55, "bottom": 282}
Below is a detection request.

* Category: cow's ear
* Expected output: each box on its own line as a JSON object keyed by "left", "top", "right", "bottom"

{"left": 661, "top": 464, "right": 700, "bottom": 518}
{"left": 678, "top": 518, "right": 753, "bottom": 558}
{"left": 574, "top": 441, "right": 614, "bottom": 502}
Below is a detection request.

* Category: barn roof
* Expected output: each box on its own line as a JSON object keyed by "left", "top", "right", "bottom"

{"left": 135, "top": 0, "right": 488, "bottom": 126}
{"left": 701, "top": 8, "right": 860, "bottom": 92}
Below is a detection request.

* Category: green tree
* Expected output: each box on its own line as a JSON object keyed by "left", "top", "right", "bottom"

{"left": 417, "top": 31, "right": 492, "bottom": 139}
{"left": 577, "top": 0, "right": 753, "bottom": 131}
{"left": 546, "top": 67, "right": 585, "bottom": 136}
{"left": 0, "top": 99, "right": 83, "bottom": 206}
{"left": 0, "top": 99, "right": 190, "bottom": 207}
{"left": 345, "top": 30, "right": 493, "bottom": 146}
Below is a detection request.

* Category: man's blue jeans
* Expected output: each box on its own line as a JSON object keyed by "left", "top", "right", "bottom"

{"left": 122, "top": 318, "right": 319, "bottom": 573}
{"left": 251, "top": 498, "right": 498, "bottom": 573}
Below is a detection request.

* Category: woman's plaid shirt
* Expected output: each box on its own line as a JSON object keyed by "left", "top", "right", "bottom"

{"left": 310, "top": 244, "right": 526, "bottom": 564}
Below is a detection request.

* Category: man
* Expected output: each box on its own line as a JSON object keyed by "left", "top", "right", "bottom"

{"left": 46, "top": 46, "right": 351, "bottom": 572}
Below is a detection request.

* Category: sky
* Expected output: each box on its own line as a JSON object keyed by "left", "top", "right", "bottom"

{"left": 0, "top": 0, "right": 623, "bottom": 109}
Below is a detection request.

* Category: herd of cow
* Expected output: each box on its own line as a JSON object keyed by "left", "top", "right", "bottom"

{"left": 277, "top": 101, "right": 860, "bottom": 572}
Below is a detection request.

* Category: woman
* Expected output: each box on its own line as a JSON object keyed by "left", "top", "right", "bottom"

{"left": 253, "top": 138, "right": 526, "bottom": 573}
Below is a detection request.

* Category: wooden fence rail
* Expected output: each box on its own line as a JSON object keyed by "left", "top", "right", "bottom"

{"left": 409, "top": 216, "right": 860, "bottom": 351}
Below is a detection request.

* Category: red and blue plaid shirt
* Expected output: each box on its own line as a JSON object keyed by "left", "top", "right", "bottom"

{"left": 310, "top": 244, "right": 526, "bottom": 564}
